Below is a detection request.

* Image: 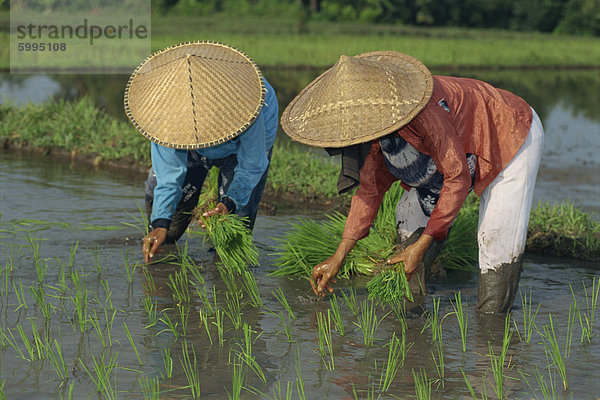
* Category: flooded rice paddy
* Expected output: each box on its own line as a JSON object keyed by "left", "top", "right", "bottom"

{"left": 1, "top": 150, "right": 599, "bottom": 400}
{"left": 1, "top": 68, "right": 600, "bottom": 399}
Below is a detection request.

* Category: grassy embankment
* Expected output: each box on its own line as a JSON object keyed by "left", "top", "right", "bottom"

{"left": 1, "top": 13, "right": 600, "bottom": 70}
{"left": 1, "top": 98, "right": 598, "bottom": 261}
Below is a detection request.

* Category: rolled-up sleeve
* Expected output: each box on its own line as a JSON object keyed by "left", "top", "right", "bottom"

{"left": 343, "top": 141, "right": 397, "bottom": 240}
{"left": 150, "top": 142, "right": 188, "bottom": 224}
{"left": 410, "top": 108, "right": 471, "bottom": 240}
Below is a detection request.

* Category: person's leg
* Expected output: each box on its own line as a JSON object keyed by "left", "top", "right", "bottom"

{"left": 476, "top": 109, "right": 544, "bottom": 314}
{"left": 216, "top": 148, "right": 273, "bottom": 231}
{"left": 145, "top": 152, "right": 210, "bottom": 243}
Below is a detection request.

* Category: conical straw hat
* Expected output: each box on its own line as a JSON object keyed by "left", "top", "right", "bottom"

{"left": 124, "top": 41, "right": 265, "bottom": 149}
{"left": 281, "top": 51, "right": 433, "bottom": 148}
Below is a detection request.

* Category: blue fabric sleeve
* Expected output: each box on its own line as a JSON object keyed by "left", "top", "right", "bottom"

{"left": 150, "top": 142, "right": 188, "bottom": 224}
{"left": 224, "top": 79, "right": 278, "bottom": 210}
{"left": 225, "top": 113, "right": 269, "bottom": 210}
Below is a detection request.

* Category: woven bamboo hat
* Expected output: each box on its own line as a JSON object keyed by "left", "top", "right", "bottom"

{"left": 281, "top": 51, "right": 433, "bottom": 148}
{"left": 124, "top": 41, "right": 265, "bottom": 149}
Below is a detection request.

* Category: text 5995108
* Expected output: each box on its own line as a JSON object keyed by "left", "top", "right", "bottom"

{"left": 17, "top": 42, "right": 67, "bottom": 51}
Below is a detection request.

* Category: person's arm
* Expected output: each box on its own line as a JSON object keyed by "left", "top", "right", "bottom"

{"left": 144, "top": 143, "right": 188, "bottom": 262}
{"left": 312, "top": 142, "right": 396, "bottom": 296}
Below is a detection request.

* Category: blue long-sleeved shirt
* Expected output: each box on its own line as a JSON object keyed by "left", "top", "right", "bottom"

{"left": 150, "top": 78, "right": 278, "bottom": 225}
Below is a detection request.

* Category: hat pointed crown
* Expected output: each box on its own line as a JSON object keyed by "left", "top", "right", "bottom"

{"left": 281, "top": 51, "right": 433, "bottom": 148}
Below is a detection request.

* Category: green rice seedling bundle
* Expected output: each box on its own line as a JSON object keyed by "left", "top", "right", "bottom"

{"left": 271, "top": 181, "right": 479, "bottom": 282}
{"left": 366, "top": 263, "right": 414, "bottom": 304}
{"left": 197, "top": 208, "right": 259, "bottom": 273}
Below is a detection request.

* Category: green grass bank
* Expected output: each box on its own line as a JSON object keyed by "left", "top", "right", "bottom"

{"left": 1, "top": 97, "right": 598, "bottom": 261}
{"left": 1, "top": 13, "right": 600, "bottom": 70}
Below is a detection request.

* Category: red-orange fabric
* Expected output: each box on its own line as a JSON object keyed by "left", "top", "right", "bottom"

{"left": 343, "top": 76, "right": 533, "bottom": 241}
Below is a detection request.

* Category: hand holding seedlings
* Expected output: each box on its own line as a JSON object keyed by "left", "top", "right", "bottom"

{"left": 200, "top": 202, "right": 229, "bottom": 228}
{"left": 312, "top": 237, "right": 357, "bottom": 297}
{"left": 386, "top": 234, "right": 434, "bottom": 281}
{"left": 143, "top": 227, "right": 167, "bottom": 263}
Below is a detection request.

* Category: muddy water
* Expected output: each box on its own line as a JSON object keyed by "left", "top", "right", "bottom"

{"left": 1, "top": 150, "right": 599, "bottom": 399}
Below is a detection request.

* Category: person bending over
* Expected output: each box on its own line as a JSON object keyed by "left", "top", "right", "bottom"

{"left": 124, "top": 42, "right": 278, "bottom": 263}
{"left": 280, "top": 51, "right": 543, "bottom": 314}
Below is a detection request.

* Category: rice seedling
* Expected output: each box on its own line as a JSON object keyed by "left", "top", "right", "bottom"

{"left": 101, "top": 279, "right": 114, "bottom": 310}
{"left": 421, "top": 296, "right": 443, "bottom": 343}
{"left": 573, "top": 276, "right": 599, "bottom": 343}
{"left": 366, "top": 264, "right": 413, "bottom": 304}
{"left": 461, "top": 368, "right": 489, "bottom": 400}
{"left": 159, "top": 347, "right": 173, "bottom": 380}
{"left": 521, "top": 359, "right": 561, "bottom": 400}
{"left": 142, "top": 268, "right": 157, "bottom": 293}
{"left": 123, "top": 249, "right": 139, "bottom": 285}
{"left": 515, "top": 290, "right": 540, "bottom": 345}
{"left": 89, "top": 244, "right": 104, "bottom": 277}
{"left": 91, "top": 309, "right": 116, "bottom": 348}
{"left": 316, "top": 311, "right": 335, "bottom": 370}
{"left": 268, "top": 309, "right": 294, "bottom": 343}
{"left": 213, "top": 309, "right": 225, "bottom": 346}
{"left": 241, "top": 270, "right": 263, "bottom": 308}
{"left": 16, "top": 322, "right": 42, "bottom": 361}
{"left": 224, "top": 291, "right": 243, "bottom": 330}
{"left": 142, "top": 295, "right": 158, "bottom": 328}
{"left": 341, "top": 287, "right": 360, "bottom": 317}
{"left": 219, "top": 265, "right": 241, "bottom": 294}
{"left": 0, "top": 380, "right": 5, "bottom": 400}
{"left": 227, "top": 353, "right": 245, "bottom": 400}
{"left": 157, "top": 312, "right": 179, "bottom": 341}
{"left": 180, "top": 341, "right": 201, "bottom": 398}
{"left": 28, "top": 284, "right": 53, "bottom": 320}
{"left": 61, "top": 382, "right": 74, "bottom": 400}
{"left": 389, "top": 299, "right": 409, "bottom": 333}
{"left": 272, "top": 288, "right": 295, "bottom": 320}
{"left": 46, "top": 337, "right": 69, "bottom": 383}
{"left": 539, "top": 314, "right": 569, "bottom": 390}
{"left": 351, "top": 378, "right": 378, "bottom": 400}
{"left": 2, "top": 326, "right": 28, "bottom": 360}
{"left": 379, "top": 331, "right": 410, "bottom": 392}
{"left": 231, "top": 322, "right": 266, "bottom": 383}
{"left": 69, "top": 271, "right": 90, "bottom": 333}
{"left": 123, "top": 322, "right": 143, "bottom": 365}
{"left": 450, "top": 291, "right": 468, "bottom": 352}
{"left": 196, "top": 210, "right": 259, "bottom": 273}
{"left": 329, "top": 294, "right": 345, "bottom": 336}
{"left": 267, "top": 381, "right": 293, "bottom": 400}
{"left": 354, "top": 298, "right": 386, "bottom": 347}
{"left": 413, "top": 368, "right": 432, "bottom": 400}
{"left": 166, "top": 269, "right": 192, "bottom": 306}
{"left": 431, "top": 329, "right": 445, "bottom": 388}
{"left": 488, "top": 314, "right": 513, "bottom": 399}
{"left": 179, "top": 305, "right": 190, "bottom": 337}
{"left": 81, "top": 351, "right": 119, "bottom": 400}
{"left": 26, "top": 232, "right": 48, "bottom": 284}
{"left": 138, "top": 375, "right": 160, "bottom": 400}
{"left": 295, "top": 345, "right": 306, "bottom": 400}
{"left": 195, "top": 284, "right": 215, "bottom": 316}
{"left": 198, "top": 309, "right": 213, "bottom": 345}
{"left": 13, "top": 279, "right": 28, "bottom": 311}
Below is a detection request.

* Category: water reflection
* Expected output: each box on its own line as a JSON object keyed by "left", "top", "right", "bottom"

{"left": 1, "top": 68, "right": 599, "bottom": 213}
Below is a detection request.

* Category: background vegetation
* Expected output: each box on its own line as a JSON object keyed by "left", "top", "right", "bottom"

{"left": 149, "top": 0, "right": 599, "bottom": 36}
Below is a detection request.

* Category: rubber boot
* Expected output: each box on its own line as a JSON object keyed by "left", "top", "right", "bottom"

{"left": 476, "top": 259, "right": 523, "bottom": 314}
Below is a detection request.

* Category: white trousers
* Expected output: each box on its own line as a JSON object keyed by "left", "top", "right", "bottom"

{"left": 396, "top": 109, "right": 544, "bottom": 273}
